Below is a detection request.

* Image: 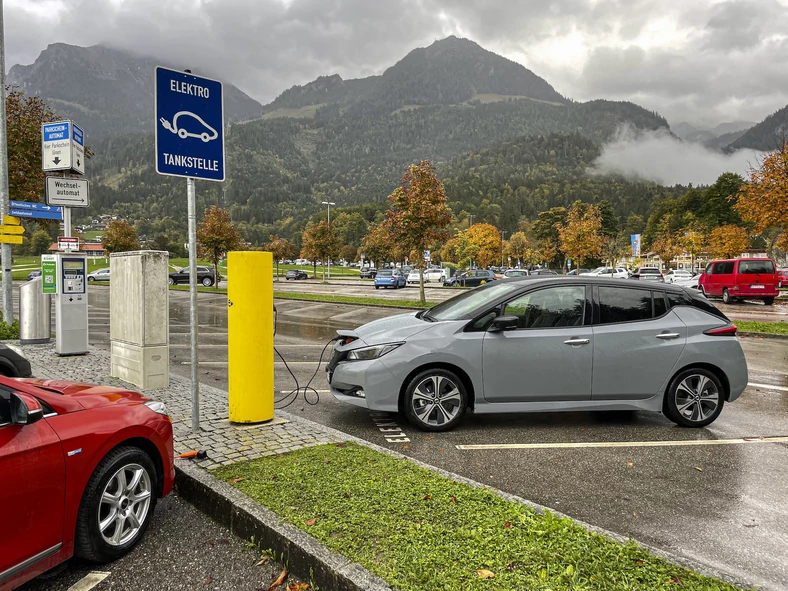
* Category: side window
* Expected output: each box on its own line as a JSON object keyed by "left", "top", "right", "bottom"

{"left": 653, "top": 292, "right": 667, "bottom": 317}
{"left": 0, "top": 390, "right": 11, "bottom": 427}
{"left": 503, "top": 286, "right": 585, "bottom": 329}
{"left": 598, "top": 287, "right": 654, "bottom": 324}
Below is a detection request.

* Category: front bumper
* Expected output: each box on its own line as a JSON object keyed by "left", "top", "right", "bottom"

{"left": 327, "top": 357, "right": 402, "bottom": 412}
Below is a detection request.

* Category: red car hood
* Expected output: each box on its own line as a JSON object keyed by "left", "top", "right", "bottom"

{"left": 17, "top": 379, "right": 149, "bottom": 410}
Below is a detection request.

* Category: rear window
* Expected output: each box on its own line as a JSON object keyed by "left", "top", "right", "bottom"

{"left": 738, "top": 260, "right": 775, "bottom": 274}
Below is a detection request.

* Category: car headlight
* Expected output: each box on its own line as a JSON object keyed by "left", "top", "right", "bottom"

{"left": 144, "top": 401, "right": 169, "bottom": 415}
{"left": 346, "top": 343, "right": 403, "bottom": 361}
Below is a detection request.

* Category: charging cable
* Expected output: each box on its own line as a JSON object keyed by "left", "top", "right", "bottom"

{"left": 273, "top": 337, "right": 338, "bottom": 409}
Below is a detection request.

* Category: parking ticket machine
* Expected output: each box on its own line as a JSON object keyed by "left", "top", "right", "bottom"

{"left": 55, "top": 252, "right": 89, "bottom": 355}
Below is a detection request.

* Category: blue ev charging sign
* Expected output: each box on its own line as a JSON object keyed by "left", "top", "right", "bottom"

{"left": 155, "top": 66, "right": 225, "bottom": 181}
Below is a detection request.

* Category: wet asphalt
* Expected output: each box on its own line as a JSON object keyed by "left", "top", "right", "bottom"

{"left": 76, "top": 286, "right": 788, "bottom": 589}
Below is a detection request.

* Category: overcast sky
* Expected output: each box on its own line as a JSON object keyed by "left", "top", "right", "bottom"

{"left": 6, "top": 0, "right": 788, "bottom": 126}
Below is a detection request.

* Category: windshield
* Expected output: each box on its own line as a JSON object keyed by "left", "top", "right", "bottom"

{"left": 738, "top": 260, "right": 775, "bottom": 274}
{"left": 426, "top": 281, "right": 523, "bottom": 321}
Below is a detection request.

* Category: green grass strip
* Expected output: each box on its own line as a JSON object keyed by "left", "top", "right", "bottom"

{"left": 736, "top": 320, "right": 788, "bottom": 335}
{"left": 217, "top": 443, "right": 745, "bottom": 591}
{"left": 271, "top": 291, "right": 433, "bottom": 308}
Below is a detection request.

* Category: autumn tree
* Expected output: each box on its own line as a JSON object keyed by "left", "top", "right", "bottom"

{"left": 6, "top": 89, "right": 57, "bottom": 203}
{"left": 301, "top": 221, "right": 341, "bottom": 280}
{"left": 651, "top": 215, "right": 682, "bottom": 269}
{"left": 264, "top": 235, "right": 295, "bottom": 281}
{"left": 457, "top": 223, "right": 501, "bottom": 268}
{"left": 533, "top": 207, "right": 568, "bottom": 268}
{"left": 558, "top": 202, "right": 605, "bottom": 268}
{"left": 360, "top": 223, "right": 395, "bottom": 268}
{"left": 601, "top": 234, "right": 632, "bottom": 268}
{"left": 735, "top": 145, "right": 788, "bottom": 253}
{"left": 384, "top": 160, "right": 452, "bottom": 303}
{"left": 197, "top": 206, "right": 244, "bottom": 286}
{"left": 708, "top": 225, "right": 750, "bottom": 259}
{"left": 102, "top": 220, "right": 140, "bottom": 254}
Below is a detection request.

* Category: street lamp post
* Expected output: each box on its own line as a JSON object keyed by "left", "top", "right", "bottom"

{"left": 321, "top": 201, "right": 335, "bottom": 279}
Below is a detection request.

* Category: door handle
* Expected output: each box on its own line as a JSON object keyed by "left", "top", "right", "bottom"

{"left": 564, "top": 338, "right": 590, "bottom": 345}
{"left": 656, "top": 333, "right": 681, "bottom": 340}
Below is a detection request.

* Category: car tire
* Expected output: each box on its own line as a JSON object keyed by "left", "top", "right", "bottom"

{"left": 168, "top": 278, "right": 175, "bottom": 285}
{"left": 764, "top": 297, "right": 775, "bottom": 306}
{"left": 202, "top": 277, "right": 214, "bottom": 287}
{"left": 664, "top": 368, "right": 724, "bottom": 428}
{"left": 722, "top": 288, "right": 733, "bottom": 304}
{"left": 75, "top": 446, "right": 158, "bottom": 563}
{"left": 404, "top": 368, "right": 468, "bottom": 432}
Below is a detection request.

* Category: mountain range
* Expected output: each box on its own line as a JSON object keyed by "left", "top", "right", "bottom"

{"left": 7, "top": 43, "right": 263, "bottom": 139}
{"left": 7, "top": 36, "right": 788, "bottom": 248}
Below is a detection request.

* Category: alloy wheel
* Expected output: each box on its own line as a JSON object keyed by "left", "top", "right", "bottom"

{"left": 98, "top": 463, "right": 152, "bottom": 547}
{"left": 674, "top": 374, "right": 720, "bottom": 424}
{"left": 410, "top": 375, "right": 463, "bottom": 428}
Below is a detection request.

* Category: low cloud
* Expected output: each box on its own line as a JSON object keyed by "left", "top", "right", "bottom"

{"left": 590, "top": 125, "right": 767, "bottom": 186}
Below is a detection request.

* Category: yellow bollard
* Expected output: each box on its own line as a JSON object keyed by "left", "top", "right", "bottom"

{"left": 228, "top": 251, "right": 274, "bottom": 423}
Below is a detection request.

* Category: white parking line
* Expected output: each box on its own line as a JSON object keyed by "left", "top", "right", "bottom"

{"left": 67, "top": 571, "right": 110, "bottom": 591}
{"left": 748, "top": 382, "right": 788, "bottom": 393}
{"left": 456, "top": 436, "right": 788, "bottom": 450}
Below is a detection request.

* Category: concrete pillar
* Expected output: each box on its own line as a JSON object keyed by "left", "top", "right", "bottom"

{"left": 110, "top": 250, "right": 169, "bottom": 389}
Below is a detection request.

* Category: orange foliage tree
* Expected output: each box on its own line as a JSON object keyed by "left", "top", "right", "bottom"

{"left": 708, "top": 225, "right": 750, "bottom": 259}
{"left": 734, "top": 145, "right": 788, "bottom": 252}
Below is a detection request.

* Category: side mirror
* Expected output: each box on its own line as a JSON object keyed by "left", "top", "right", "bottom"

{"left": 490, "top": 315, "right": 520, "bottom": 332}
{"left": 10, "top": 392, "right": 44, "bottom": 426}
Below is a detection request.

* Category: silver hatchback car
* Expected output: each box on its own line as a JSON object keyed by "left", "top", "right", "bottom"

{"left": 327, "top": 278, "right": 748, "bottom": 431}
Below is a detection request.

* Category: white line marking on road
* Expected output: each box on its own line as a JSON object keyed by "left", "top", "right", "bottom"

{"left": 748, "top": 382, "right": 788, "bottom": 393}
{"left": 456, "top": 436, "right": 788, "bottom": 450}
{"left": 67, "top": 571, "right": 110, "bottom": 591}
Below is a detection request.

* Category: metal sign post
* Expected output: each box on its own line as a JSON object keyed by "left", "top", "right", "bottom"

{"left": 155, "top": 66, "right": 225, "bottom": 433}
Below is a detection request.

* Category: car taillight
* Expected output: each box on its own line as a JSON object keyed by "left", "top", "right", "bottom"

{"left": 704, "top": 324, "right": 737, "bottom": 336}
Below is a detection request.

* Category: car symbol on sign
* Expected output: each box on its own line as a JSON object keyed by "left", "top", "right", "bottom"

{"left": 159, "top": 111, "right": 218, "bottom": 143}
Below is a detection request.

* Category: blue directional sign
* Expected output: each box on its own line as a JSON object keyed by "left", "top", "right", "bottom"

{"left": 155, "top": 66, "right": 225, "bottom": 181}
{"left": 10, "top": 200, "right": 63, "bottom": 221}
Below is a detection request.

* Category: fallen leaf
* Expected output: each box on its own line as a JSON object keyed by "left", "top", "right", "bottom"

{"left": 695, "top": 467, "right": 703, "bottom": 472}
{"left": 304, "top": 518, "right": 317, "bottom": 526}
{"left": 256, "top": 557, "right": 270, "bottom": 567}
{"left": 423, "top": 494, "right": 432, "bottom": 500}
{"left": 204, "top": 577, "right": 213, "bottom": 585}
{"left": 476, "top": 569, "right": 495, "bottom": 579}
{"left": 268, "top": 569, "right": 288, "bottom": 590}
{"left": 343, "top": 493, "right": 351, "bottom": 499}
{"left": 229, "top": 477, "right": 245, "bottom": 483}
{"left": 503, "top": 521, "right": 512, "bottom": 529}
{"left": 286, "top": 584, "right": 309, "bottom": 591}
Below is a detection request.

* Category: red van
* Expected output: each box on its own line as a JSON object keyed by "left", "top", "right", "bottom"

{"left": 698, "top": 258, "right": 779, "bottom": 305}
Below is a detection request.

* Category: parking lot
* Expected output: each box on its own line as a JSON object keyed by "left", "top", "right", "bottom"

{"left": 77, "top": 285, "right": 788, "bottom": 590}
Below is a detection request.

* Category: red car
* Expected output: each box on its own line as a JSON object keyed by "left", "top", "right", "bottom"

{"left": 0, "top": 378, "right": 174, "bottom": 590}
{"left": 778, "top": 268, "right": 788, "bottom": 289}
{"left": 698, "top": 257, "right": 779, "bottom": 305}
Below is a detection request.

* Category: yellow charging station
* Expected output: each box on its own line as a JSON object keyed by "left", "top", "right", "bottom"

{"left": 228, "top": 251, "right": 274, "bottom": 423}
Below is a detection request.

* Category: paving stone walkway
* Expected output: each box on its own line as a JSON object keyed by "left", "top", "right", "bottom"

{"left": 21, "top": 344, "right": 346, "bottom": 470}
